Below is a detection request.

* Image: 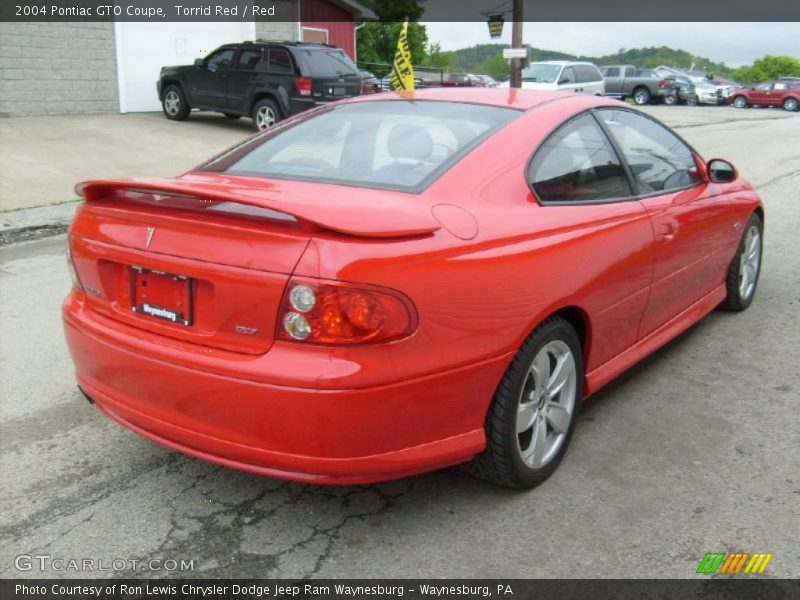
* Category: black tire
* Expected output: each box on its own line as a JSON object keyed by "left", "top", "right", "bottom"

{"left": 719, "top": 213, "right": 763, "bottom": 312}
{"left": 466, "top": 317, "right": 583, "bottom": 489}
{"left": 251, "top": 98, "right": 282, "bottom": 132}
{"left": 732, "top": 95, "right": 748, "bottom": 109}
{"left": 632, "top": 86, "right": 652, "bottom": 106}
{"left": 783, "top": 97, "right": 799, "bottom": 112}
{"left": 223, "top": 113, "right": 240, "bottom": 120}
{"left": 664, "top": 93, "right": 678, "bottom": 106}
{"left": 161, "top": 85, "right": 190, "bottom": 121}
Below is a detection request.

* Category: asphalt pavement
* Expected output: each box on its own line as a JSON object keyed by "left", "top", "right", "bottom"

{"left": 1, "top": 106, "right": 798, "bottom": 579}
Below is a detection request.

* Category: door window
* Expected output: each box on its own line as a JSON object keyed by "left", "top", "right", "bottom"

{"left": 267, "top": 48, "right": 294, "bottom": 75}
{"left": 528, "top": 113, "right": 632, "bottom": 202}
{"left": 597, "top": 109, "right": 701, "bottom": 193}
{"left": 559, "top": 67, "right": 576, "bottom": 84}
{"left": 237, "top": 49, "right": 263, "bottom": 70}
{"left": 205, "top": 49, "right": 235, "bottom": 70}
{"left": 603, "top": 67, "right": 620, "bottom": 77}
{"left": 576, "top": 65, "right": 602, "bottom": 83}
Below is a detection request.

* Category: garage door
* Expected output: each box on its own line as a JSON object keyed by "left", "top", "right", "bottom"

{"left": 115, "top": 22, "right": 255, "bottom": 112}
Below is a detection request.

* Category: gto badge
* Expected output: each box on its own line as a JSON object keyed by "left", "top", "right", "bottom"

{"left": 235, "top": 325, "right": 259, "bottom": 335}
{"left": 145, "top": 226, "right": 156, "bottom": 249}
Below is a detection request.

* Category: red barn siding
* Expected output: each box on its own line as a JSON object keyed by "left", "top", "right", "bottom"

{"left": 300, "top": 0, "right": 357, "bottom": 59}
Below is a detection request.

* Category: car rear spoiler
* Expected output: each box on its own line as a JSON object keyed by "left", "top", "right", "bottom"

{"left": 75, "top": 177, "right": 442, "bottom": 239}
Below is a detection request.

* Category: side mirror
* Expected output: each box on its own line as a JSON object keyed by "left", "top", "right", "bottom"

{"left": 194, "top": 58, "right": 204, "bottom": 67}
{"left": 707, "top": 158, "right": 737, "bottom": 183}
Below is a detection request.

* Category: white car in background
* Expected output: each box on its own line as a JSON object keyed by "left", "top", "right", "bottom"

{"left": 498, "top": 61, "right": 605, "bottom": 95}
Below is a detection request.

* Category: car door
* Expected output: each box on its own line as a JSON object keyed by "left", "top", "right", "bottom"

{"left": 557, "top": 66, "right": 581, "bottom": 93}
{"left": 749, "top": 82, "right": 773, "bottom": 106}
{"left": 185, "top": 48, "right": 235, "bottom": 109}
{"left": 527, "top": 112, "right": 654, "bottom": 367}
{"left": 596, "top": 108, "right": 738, "bottom": 338}
{"left": 602, "top": 67, "right": 622, "bottom": 95}
{"left": 226, "top": 47, "right": 265, "bottom": 114}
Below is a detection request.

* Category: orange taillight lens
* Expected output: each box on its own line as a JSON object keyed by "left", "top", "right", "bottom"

{"left": 278, "top": 278, "right": 417, "bottom": 345}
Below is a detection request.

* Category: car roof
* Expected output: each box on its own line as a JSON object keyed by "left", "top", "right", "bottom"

{"left": 530, "top": 60, "right": 593, "bottom": 66}
{"left": 346, "top": 87, "right": 582, "bottom": 111}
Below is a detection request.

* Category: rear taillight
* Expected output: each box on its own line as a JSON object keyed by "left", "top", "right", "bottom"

{"left": 65, "top": 235, "right": 82, "bottom": 290}
{"left": 658, "top": 79, "right": 667, "bottom": 88}
{"left": 294, "top": 76, "right": 312, "bottom": 97}
{"left": 278, "top": 278, "right": 417, "bottom": 345}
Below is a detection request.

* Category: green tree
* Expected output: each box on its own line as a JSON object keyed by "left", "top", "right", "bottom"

{"left": 731, "top": 55, "right": 800, "bottom": 83}
{"left": 355, "top": 0, "right": 427, "bottom": 70}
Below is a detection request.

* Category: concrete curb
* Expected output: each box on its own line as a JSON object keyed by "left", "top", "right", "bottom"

{"left": 0, "top": 201, "right": 78, "bottom": 246}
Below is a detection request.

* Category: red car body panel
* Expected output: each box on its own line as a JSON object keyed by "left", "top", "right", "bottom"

{"left": 63, "top": 90, "right": 763, "bottom": 483}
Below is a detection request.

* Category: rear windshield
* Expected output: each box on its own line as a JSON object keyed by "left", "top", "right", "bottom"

{"left": 201, "top": 101, "right": 520, "bottom": 192}
{"left": 293, "top": 47, "right": 359, "bottom": 77}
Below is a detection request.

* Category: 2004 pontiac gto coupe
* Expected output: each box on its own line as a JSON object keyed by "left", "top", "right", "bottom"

{"left": 63, "top": 89, "right": 764, "bottom": 488}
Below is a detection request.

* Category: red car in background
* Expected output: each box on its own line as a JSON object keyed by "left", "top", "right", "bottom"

{"left": 728, "top": 80, "right": 800, "bottom": 111}
{"left": 63, "top": 89, "right": 764, "bottom": 488}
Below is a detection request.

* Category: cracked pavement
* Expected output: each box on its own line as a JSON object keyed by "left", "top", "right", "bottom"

{"left": 1, "top": 106, "right": 799, "bottom": 579}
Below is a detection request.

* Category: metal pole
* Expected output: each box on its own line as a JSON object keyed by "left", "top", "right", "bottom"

{"left": 510, "top": 0, "right": 523, "bottom": 88}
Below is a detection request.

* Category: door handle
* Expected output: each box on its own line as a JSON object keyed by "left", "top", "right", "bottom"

{"left": 657, "top": 223, "right": 676, "bottom": 241}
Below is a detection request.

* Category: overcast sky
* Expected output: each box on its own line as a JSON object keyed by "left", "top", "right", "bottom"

{"left": 423, "top": 22, "right": 800, "bottom": 67}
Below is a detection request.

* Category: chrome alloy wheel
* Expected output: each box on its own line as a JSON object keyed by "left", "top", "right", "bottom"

{"left": 634, "top": 89, "right": 649, "bottom": 105}
{"left": 738, "top": 224, "right": 761, "bottom": 301}
{"left": 516, "top": 340, "right": 577, "bottom": 469}
{"left": 255, "top": 105, "right": 277, "bottom": 130}
{"left": 163, "top": 90, "right": 181, "bottom": 116}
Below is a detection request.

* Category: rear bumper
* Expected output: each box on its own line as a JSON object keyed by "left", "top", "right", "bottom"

{"left": 64, "top": 294, "right": 508, "bottom": 484}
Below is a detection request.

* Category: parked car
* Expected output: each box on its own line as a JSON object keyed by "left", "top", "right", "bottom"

{"left": 441, "top": 73, "right": 472, "bottom": 87}
{"left": 693, "top": 81, "right": 725, "bottom": 105}
{"left": 475, "top": 74, "right": 499, "bottom": 87}
{"left": 778, "top": 76, "right": 800, "bottom": 83}
{"left": 600, "top": 65, "right": 671, "bottom": 105}
{"left": 378, "top": 75, "right": 426, "bottom": 91}
{"left": 728, "top": 81, "right": 800, "bottom": 111}
{"left": 663, "top": 75, "right": 698, "bottom": 105}
{"left": 498, "top": 61, "right": 605, "bottom": 95}
{"left": 360, "top": 70, "right": 380, "bottom": 94}
{"left": 64, "top": 89, "right": 763, "bottom": 489}
{"left": 157, "top": 41, "right": 362, "bottom": 131}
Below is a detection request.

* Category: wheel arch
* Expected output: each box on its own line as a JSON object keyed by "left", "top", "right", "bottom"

{"left": 520, "top": 304, "right": 593, "bottom": 367}
{"left": 160, "top": 79, "right": 184, "bottom": 101}
{"left": 250, "top": 90, "right": 287, "bottom": 117}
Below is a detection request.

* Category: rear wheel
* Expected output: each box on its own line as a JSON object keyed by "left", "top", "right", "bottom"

{"left": 467, "top": 317, "right": 583, "bottom": 489}
{"left": 783, "top": 97, "right": 798, "bottom": 112}
{"left": 719, "top": 213, "right": 763, "bottom": 311}
{"left": 664, "top": 92, "right": 678, "bottom": 106}
{"left": 733, "top": 95, "right": 748, "bottom": 109}
{"left": 252, "top": 98, "right": 281, "bottom": 132}
{"left": 162, "top": 85, "right": 190, "bottom": 121}
{"left": 632, "top": 87, "right": 652, "bottom": 105}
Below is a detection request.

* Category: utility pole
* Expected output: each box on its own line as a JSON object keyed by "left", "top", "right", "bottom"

{"left": 510, "top": 0, "right": 523, "bottom": 88}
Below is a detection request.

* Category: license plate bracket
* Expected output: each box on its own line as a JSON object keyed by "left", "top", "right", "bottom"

{"left": 129, "top": 266, "right": 193, "bottom": 326}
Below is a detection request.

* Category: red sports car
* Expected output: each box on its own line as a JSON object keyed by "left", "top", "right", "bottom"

{"left": 63, "top": 89, "right": 764, "bottom": 488}
{"left": 728, "top": 80, "right": 800, "bottom": 111}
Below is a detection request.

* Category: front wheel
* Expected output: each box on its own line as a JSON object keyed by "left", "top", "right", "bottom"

{"left": 783, "top": 97, "right": 798, "bottom": 112}
{"left": 466, "top": 317, "right": 583, "bottom": 489}
{"left": 162, "top": 85, "right": 190, "bottom": 121}
{"left": 252, "top": 98, "right": 281, "bottom": 132}
{"left": 719, "top": 213, "right": 763, "bottom": 311}
{"left": 732, "top": 95, "right": 748, "bottom": 109}
{"left": 686, "top": 96, "right": 699, "bottom": 106}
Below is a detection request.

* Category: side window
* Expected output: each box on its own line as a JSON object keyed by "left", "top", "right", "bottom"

{"left": 604, "top": 67, "right": 620, "bottom": 78}
{"left": 576, "top": 65, "right": 601, "bottom": 83}
{"left": 267, "top": 48, "right": 294, "bottom": 75}
{"left": 206, "top": 49, "right": 235, "bottom": 70}
{"left": 528, "top": 113, "right": 632, "bottom": 203}
{"left": 624, "top": 67, "right": 636, "bottom": 77}
{"left": 597, "top": 109, "right": 701, "bottom": 194}
{"left": 773, "top": 82, "right": 787, "bottom": 91}
{"left": 560, "top": 67, "right": 576, "bottom": 84}
{"left": 755, "top": 82, "right": 771, "bottom": 91}
{"left": 237, "top": 49, "right": 262, "bottom": 70}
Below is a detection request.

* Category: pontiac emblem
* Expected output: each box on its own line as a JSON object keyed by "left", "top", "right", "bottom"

{"left": 145, "top": 227, "right": 156, "bottom": 249}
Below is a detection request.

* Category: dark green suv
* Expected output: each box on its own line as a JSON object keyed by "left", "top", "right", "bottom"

{"left": 157, "top": 41, "right": 362, "bottom": 131}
